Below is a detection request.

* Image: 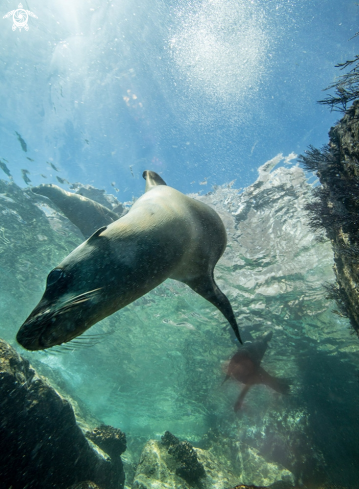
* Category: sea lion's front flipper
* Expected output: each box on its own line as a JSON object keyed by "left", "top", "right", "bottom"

{"left": 186, "top": 275, "right": 242, "bottom": 344}
{"left": 31, "top": 184, "right": 119, "bottom": 238}
{"left": 234, "top": 384, "right": 251, "bottom": 411}
{"left": 142, "top": 170, "right": 167, "bottom": 192}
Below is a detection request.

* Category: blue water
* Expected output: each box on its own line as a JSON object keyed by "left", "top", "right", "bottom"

{"left": 0, "top": 0, "right": 358, "bottom": 199}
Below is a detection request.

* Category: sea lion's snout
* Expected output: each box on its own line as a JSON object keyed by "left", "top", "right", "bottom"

{"left": 16, "top": 321, "right": 43, "bottom": 351}
{"left": 17, "top": 303, "right": 62, "bottom": 350}
{"left": 17, "top": 283, "right": 106, "bottom": 351}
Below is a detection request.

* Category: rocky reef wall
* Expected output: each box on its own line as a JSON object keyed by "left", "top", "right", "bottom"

{"left": 300, "top": 100, "right": 359, "bottom": 334}
{"left": 0, "top": 338, "right": 126, "bottom": 489}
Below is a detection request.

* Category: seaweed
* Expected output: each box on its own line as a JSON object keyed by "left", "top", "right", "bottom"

{"left": 323, "top": 282, "right": 349, "bottom": 319}
{"left": 336, "top": 243, "right": 359, "bottom": 262}
{"left": 319, "top": 55, "right": 359, "bottom": 112}
{"left": 298, "top": 142, "right": 342, "bottom": 175}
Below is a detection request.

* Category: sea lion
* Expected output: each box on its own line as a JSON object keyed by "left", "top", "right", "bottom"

{"left": 17, "top": 170, "right": 242, "bottom": 351}
{"left": 32, "top": 184, "right": 120, "bottom": 238}
{"left": 224, "top": 331, "right": 290, "bottom": 411}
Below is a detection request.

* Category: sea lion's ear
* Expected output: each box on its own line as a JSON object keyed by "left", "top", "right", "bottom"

{"left": 88, "top": 226, "right": 107, "bottom": 242}
{"left": 142, "top": 170, "right": 167, "bottom": 192}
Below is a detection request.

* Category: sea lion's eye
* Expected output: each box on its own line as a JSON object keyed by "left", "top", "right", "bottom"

{"left": 47, "top": 268, "right": 64, "bottom": 287}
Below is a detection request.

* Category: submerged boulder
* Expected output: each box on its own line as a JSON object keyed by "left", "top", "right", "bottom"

{"left": 0, "top": 338, "right": 125, "bottom": 489}
{"left": 67, "top": 483, "right": 104, "bottom": 489}
{"left": 161, "top": 430, "right": 205, "bottom": 483}
{"left": 86, "top": 425, "right": 127, "bottom": 460}
{"left": 132, "top": 432, "right": 294, "bottom": 489}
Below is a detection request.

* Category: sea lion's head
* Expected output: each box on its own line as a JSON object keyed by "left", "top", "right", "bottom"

{"left": 17, "top": 225, "right": 129, "bottom": 350}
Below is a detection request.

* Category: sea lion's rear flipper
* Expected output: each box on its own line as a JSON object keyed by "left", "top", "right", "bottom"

{"left": 234, "top": 384, "right": 251, "bottom": 411}
{"left": 142, "top": 170, "right": 167, "bottom": 192}
{"left": 186, "top": 275, "right": 242, "bottom": 344}
{"left": 258, "top": 367, "right": 291, "bottom": 395}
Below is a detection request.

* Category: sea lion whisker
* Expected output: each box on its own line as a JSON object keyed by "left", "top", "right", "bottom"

{"left": 78, "top": 332, "right": 114, "bottom": 339}
{"left": 62, "top": 288, "right": 103, "bottom": 305}
{"left": 45, "top": 348, "right": 60, "bottom": 355}
{"left": 74, "top": 342, "right": 101, "bottom": 348}
{"left": 86, "top": 330, "right": 114, "bottom": 336}
{"left": 65, "top": 298, "right": 90, "bottom": 307}
{"left": 57, "top": 289, "right": 103, "bottom": 313}
{"left": 53, "top": 339, "right": 101, "bottom": 350}
{"left": 57, "top": 299, "right": 91, "bottom": 315}
{"left": 70, "top": 339, "right": 100, "bottom": 345}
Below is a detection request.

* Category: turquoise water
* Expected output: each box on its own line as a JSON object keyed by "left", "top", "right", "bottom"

{"left": 1, "top": 1, "right": 359, "bottom": 488}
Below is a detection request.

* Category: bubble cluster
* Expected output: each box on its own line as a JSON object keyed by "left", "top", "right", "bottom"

{"left": 170, "top": 0, "right": 271, "bottom": 105}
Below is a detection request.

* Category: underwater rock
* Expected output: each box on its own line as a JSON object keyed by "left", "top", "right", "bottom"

{"left": 229, "top": 485, "right": 292, "bottom": 489}
{"left": 230, "top": 486, "right": 269, "bottom": 489}
{"left": 0, "top": 338, "right": 125, "bottom": 489}
{"left": 132, "top": 438, "right": 231, "bottom": 489}
{"left": 86, "top": 425, "right": 127, "bottom": 459}
{"left": 132, "top": 433, "right": 294, "bottom": 489}
{"left": 234, "top": 444, "right": 295, "bottom": 488}
{"left": 161, "top": 430, "right": 205, "bottom": 483}
{"left": 67, "top": 483, "right": 104, "bottom": 489}
{"left": 300, "top": 100, "right": 359, "bottom": 335}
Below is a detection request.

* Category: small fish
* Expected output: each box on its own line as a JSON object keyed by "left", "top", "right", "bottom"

{"left": 47, "top": 162, "right": 60, "bottom": 172}
{"left": 56, "top": 176, "right": 70, "bottom": 185}
{"left": 129, "top": 165, "right": 134, "bottom": 177}
{"left": 40, "top": 174, "right": 47, "bottom": 178}
{"left": 15, "top": 132, "right": 27, "bottom": 152}
{"left": 21, "top": 169, "right": 31, "bottom": 185}
{"left": 26, "top": 157, "right": 34, "bottom": 162}
{"left": 111, "top": 182, "right": 120, "bottom": 192}
{"left": 0, "top": 160, "right": 11, "bottom": 177}
{"left": 84, "top": 139, "right": 89, "bottom": 145}
{"left": 199, "top": 178, "right": 208, "bottom": 185}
